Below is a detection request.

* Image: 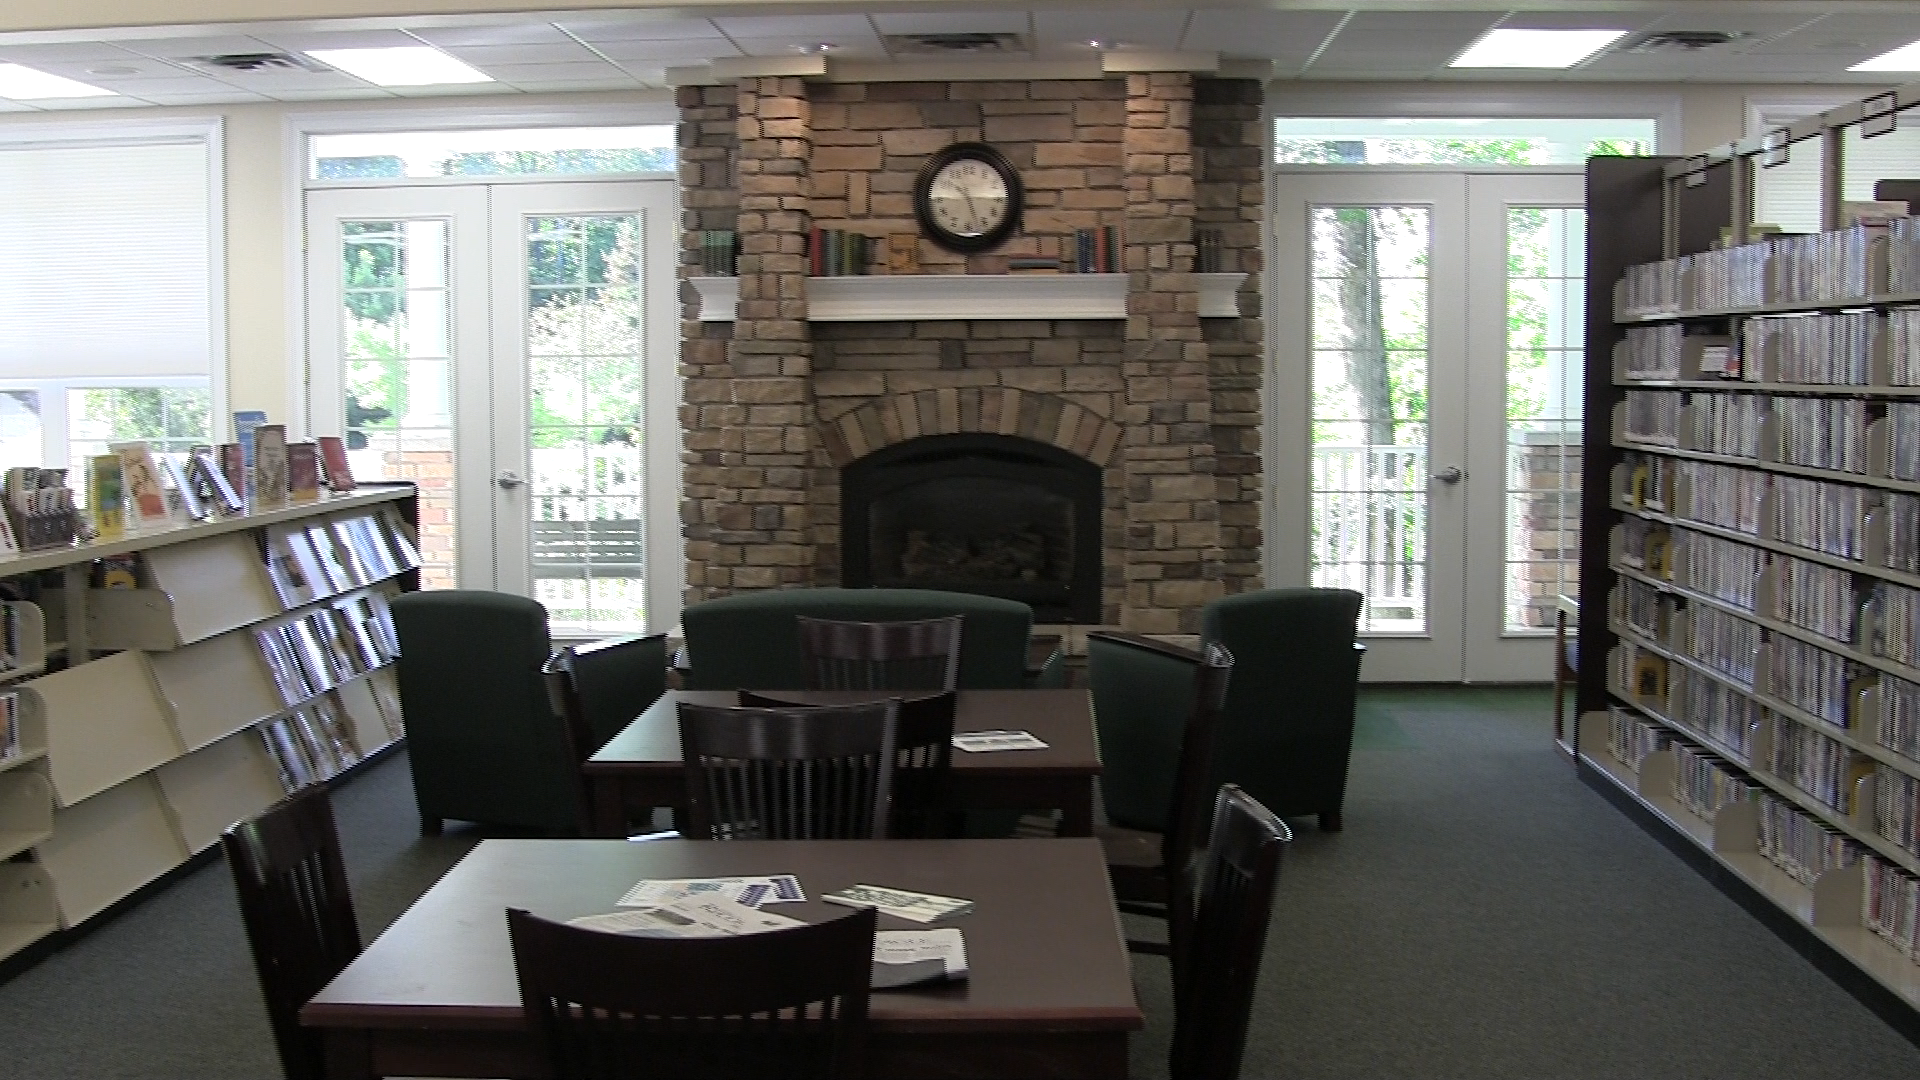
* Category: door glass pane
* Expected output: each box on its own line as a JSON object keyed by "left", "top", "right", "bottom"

{"left": 526, "top": 214, "right": 646, "bottom": 635}
{"left": 1309, "top": 205, "right": 1429, "bottom": 633}
{"left": 1504, "top": 207, "right": 1585, "bottom": 632}
{"left": 340, "top": 219, "right": 456, "bottom": 589}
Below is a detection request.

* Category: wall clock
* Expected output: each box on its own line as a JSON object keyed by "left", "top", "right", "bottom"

{"left": 914, "top": 142, "right": 1023, "bottom": 254}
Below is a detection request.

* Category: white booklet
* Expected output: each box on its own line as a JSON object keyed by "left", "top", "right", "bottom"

{"left": 617, "top": 875, "right": 805, "bottom": 909}
{"left": 872, "top": 928, "right": 969, "bottom": 989}
{"left": 569, "top": 896, "right": 806, "bottom": 938}
{"left": 823, "top": 883, "right": 974, "bottom": 923}
{"left": 952, "top": 729, "right": 1050, "bottom": 752}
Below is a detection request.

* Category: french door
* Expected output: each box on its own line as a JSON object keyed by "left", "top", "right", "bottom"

{"left": 1271, "top": 170, "right": 1584, "bottom": 682}
{"left": 304, "top": 180, "right": 681, "bottom": 636}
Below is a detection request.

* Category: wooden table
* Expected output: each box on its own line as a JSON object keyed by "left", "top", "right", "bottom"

{"left": 303, "top": 838, "right": 1141, "bottom": 1079}
{"left": 584, "top": 689, "right": 1102, "bottom": 839}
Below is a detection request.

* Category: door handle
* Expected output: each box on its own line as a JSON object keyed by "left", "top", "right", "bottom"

{"left": 496, "top": 471, "right": 525, "bottom": 490}
{"left": 1432, "top": 466, "right": 1464, "bottom": 485}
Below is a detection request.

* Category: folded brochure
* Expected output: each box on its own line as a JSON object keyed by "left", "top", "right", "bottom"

{"left": 822, "top": 883, "right": 973, "bottom": 923}
{"left": 569, "top": 896, "right": 805, "bottom": 938}
{"left": 872, "top": 928, "right": 968, "bottom": 988}
{"left": 617, "top": 875, "right": 805, "bottom": 909}
{"left": 951, "top": 729, "right": 1049, "bottom": 752}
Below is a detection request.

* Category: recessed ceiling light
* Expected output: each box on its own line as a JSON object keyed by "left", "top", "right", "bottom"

{"left": 305, "top": 46, "right": 491, "bottom": 87}
{"left": 0, "top": 64, "right": 114, "bottom": 99}
{"left": 1450, "top": 28, "right": 1628, "bottom": 69}
{"left": 84, "top": 65, "right": 140, "bottom": 77}
{"left": 1851, "top": 39, "right": 1920, "bottom": 71}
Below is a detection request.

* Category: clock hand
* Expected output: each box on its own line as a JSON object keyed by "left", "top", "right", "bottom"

{"left": 962, "top": 189, "right": 979, "bottom": 230}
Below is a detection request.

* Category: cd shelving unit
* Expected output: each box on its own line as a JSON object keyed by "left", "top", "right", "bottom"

{"left": 1579, "top": 83, "right": 1920, "bottom": 1031}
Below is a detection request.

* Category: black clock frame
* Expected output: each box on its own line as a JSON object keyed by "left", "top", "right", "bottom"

{"left": 913, "top": 142, "right": 1023, "bottom": 254}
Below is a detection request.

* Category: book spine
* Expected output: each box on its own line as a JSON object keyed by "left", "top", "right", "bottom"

{"left": 810, "top": 228, "right": 825, "bottom": 277}
{"left": 1105, "top": 226, "right": 1118, "bottom": 273}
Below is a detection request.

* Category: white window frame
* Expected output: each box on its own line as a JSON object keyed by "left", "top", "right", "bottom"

{"left": 0, "top": 116, "right": 226, "bottom": 437}
{"left": 0, "top": 375, "right": 215, "bottom": 476}
{"left": 283, "top": 99, "right": 678, "bottom": 430}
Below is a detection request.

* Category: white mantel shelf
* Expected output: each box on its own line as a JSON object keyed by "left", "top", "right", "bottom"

{"left": 688, "top": 273, "right": 1247, "bottom": 323}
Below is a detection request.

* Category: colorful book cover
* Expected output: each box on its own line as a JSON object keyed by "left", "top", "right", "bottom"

{"left": 217, "top": 444, "right": 246, "bottom": 507}
{"left": 253, "top": 424, "right": 289, "bottom": 509}
{"left": 233, "top": 410, "right": 268, "bottom": 468}
{"left": 162, "top": 454, "right": 207, "bottom": 521}
{"left": 190, "top": 448, "right": 245, "bottom": 516}
{"left": 112, "top": 442, "right": 169, "bottom": 527}
{"left": 87, "top": 454, "right": 125, "bottom": 539}
{"left": 287, "top": 442, "right": 321, "bottom": 504}
{"left": 317, "top": 436, "right": 356, "bottom": 492}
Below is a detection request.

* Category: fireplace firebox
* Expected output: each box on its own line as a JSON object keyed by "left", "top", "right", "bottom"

{"left": 841, "top": 433, "right": 1101, "bottom": 623}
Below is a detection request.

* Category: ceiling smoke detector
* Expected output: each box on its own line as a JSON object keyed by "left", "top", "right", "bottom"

{"left": 1624, "top": 30, "right": 1754, "bottom": 54}
{"left": 885, "top": 33, "right": 1027, "bottom": 56}
{"left": 188, "top": 52, "right": 330, "bottom": 74}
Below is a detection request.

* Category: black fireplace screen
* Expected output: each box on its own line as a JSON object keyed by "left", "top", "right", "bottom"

{"left": 842, "top": 433, "right": 1102, "bottom": 623}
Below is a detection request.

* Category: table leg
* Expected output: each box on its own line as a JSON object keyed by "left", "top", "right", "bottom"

{"left": 323, "top": 1029, "right": 377, "bottom": 1080}
{"left": 1057, "top": 780, "right": 1095, "bottom": 837}
{"left": 590, "top": 777, "right": 626, "bottom": 838}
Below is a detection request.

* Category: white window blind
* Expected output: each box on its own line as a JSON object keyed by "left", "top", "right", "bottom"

{"left": 0, "top": 139, "right": 210, "bottom": 379}
{"left": 1754, "top": 115, "right": 1920, "bottom": 234}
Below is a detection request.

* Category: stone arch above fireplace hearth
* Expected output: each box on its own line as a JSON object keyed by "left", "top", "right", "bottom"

{"left": 819, "top": 388, "right": 1121, "bottom": 470}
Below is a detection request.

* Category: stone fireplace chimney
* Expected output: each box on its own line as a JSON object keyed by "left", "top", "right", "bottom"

{"left": 677, "top": 71, "right": 1265, "bottom": 633}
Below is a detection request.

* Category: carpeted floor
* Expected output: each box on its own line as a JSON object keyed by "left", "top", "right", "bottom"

{"left": 2, "top": 687, "right": 1917, "bottom": 1079}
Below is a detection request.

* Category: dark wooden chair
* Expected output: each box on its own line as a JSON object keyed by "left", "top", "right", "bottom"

{"left": 220, "top": 784, "right": 362, "bottom": 1080}
{"left": 796, "top": 615, "right": 964, "bottom": 691}
{"left": 741, "top": 689, "right": 956, "bottom": 838}
{"left": 507, "top": 904, "right": 876, "bottom": 1080}
{"left": 678, "top": 699, "right": 901, "bottom": 840}
{"left": 544, "top": 634, "right": 670, "bottom": 832}
{"left": 1087, "top": 630, "right": 1233, "bottom": 956}
{"left": 1170, "top": 785, "right": 1289, "bottom": 1080}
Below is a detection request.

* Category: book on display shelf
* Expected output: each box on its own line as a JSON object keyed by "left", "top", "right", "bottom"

{"left": 252, "top": 425, "right": 289, "bottom": 510}
{"left": 287, "top": 443, "right": 321, "bottom": 504}
{"left": 317, "top": 436, "right": 355, "bottom": 493}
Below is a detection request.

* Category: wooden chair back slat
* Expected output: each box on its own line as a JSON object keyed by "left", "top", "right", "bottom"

{"left": 796, "top": 616, "right": 964, "bottom": 691}
{"left": 221, "top": 784, "right": 362, "bottom": 1080}
{"left": 678, "top": 700, "right": 900, "bottom": 840}
{"left": 738, "top": 689, "right": 955, "bottom": 837}
{"left": 508, "top": 904, "right": 875, "bottom": 1080}
{"left": 1170, "top": 785, "right": 1288, "bottom": 1080}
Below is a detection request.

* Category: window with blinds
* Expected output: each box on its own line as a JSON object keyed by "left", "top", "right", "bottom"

{"left": 0, "top": 131, "right": 216, "bottom": 471}
{"left": 1754, "top": 116, "right": 1920, "bottom": 233}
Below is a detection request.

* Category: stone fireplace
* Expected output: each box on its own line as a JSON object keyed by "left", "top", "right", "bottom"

{"left": 677, "top": 71, "right": 1266, "bottom": 633}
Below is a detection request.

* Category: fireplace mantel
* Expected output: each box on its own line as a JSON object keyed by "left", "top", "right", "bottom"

{"left": 688, "top": 273, "right": 1248, "bottom": 323}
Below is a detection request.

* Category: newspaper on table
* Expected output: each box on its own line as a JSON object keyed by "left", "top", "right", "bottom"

{"left": 871, "top": 928, "right": 969, "bottom": 989}
{"left": 568, "top": 896, "right": 806, "bottom": 938}
{"left": 616, "top": 875, "right": 805, "bottom": 909}
{"left": 950, "top": 729, "right": 1049, "bottom": 753}
{"left": 822, "top": 883, "right": 974, "bottom": 923}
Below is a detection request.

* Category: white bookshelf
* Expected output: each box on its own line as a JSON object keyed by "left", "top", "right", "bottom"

{"left": 0, "top": 483, "right": 418, "bottom": 957}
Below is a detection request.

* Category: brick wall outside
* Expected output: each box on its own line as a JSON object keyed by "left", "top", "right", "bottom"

{"left": 678, "top": 73, "right": 1266, "bottom": 628}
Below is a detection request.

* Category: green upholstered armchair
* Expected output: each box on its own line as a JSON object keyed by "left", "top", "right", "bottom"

{"left": 389, "top": 590, "right": 582, "bottom": 836}
{"left": 1199, "top": 587, "right": 1365, "bottom": 832}
{"left": 679, "top": 588, "right": 1039, "bottom": 691}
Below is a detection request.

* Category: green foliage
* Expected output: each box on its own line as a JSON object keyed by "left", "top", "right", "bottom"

{"left": 73, "top": 387, "right": 210, "bottom": 449}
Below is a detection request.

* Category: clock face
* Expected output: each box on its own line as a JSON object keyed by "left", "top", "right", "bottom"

{"left": 915, "top": 143, "right": 1022, "bottom": 253}
{"left": 927, "top": 156, "right": 1010, "bottom": 238}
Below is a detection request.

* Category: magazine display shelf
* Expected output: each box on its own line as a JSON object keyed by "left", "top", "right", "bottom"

{"left": 0, "top": 483, "right": 418, "bottom": 953}
{"left": 1578, "top": 80, "right": 1920, "bottom": 1034}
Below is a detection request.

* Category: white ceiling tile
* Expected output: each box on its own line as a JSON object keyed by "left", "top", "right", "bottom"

{"left": 405, "top": 24, "right": 573, "bottom": 48}
{"left": 252, "top": 29, "right": 423, "bottom": 52}
{"left": 258, "top": 87, "right": 395, "bottom": 101}
{"left": 477, "top": 61, "right": 638, "bottom": 88}
{"left": 1033, "top": 8, "right": 1189, "bottom": 49}
{"left": 126, "top": 90, "right": 272, "bottom": 105}
{"left": 439, "top": 42, "right": 602, "bottom": 65}
{"left": 610, "top": 65, "right": 667, "bottom": 85}
{"left": 29, "top": 94, "right": 160, "bottom": 109}
{"left": 1496, "top": 12, "right": 1657, "bottom": 32}
{"left": 712, "top": 15, "right": 876, "bottom": 39}
{"left": 1747, "top": 15, "right": 1920, "bottom": 55}
{"left": 3, "top": 57, "right": 189, "bottom": 82}
{"left": 0, "top": 42, "right": 153, "bottom": 63}
{"left": 112, "top": 35, "right": 283, "bottom": 60}
{"left": 1180, "top": 11, "right": 1346, "bottom": 60}
{"left": 1639, "top": 12, "right": 1825, "bottom": 37}
{"left": 78, "top": 75, "right": 239, "bottom": 95}
{"left": 386, "top": 81, "right": 515, "bottom": 97}
{"left": 590, "top": 38, "right": 741, "bottom": 63}
{"left": 0, "top": 100, "right": 37, "bottom": 112}
{"left": 1337, "top": 10, "right": 1508, "bottom": 35}
{"left": 555, "top": 17, "right": 725, "bottom": 42}
{"left": 213, "top": 69, "right": 377, "bottom": 91}
{"left": 870, "top": 12, "right": 1029, "bottom": 35}
{"left": 729, "top": 34, "right": 886, "bottom": 58}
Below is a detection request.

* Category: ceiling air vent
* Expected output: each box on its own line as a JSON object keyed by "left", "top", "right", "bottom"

{"left": 1623, "top": 30, "right": 1754, "bottom": 54}
{"left": 187, "top": 52, "right": 330, "bottom": 74}
{"left": 885, "top": 33, "right": 1028, "bottom": 56}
